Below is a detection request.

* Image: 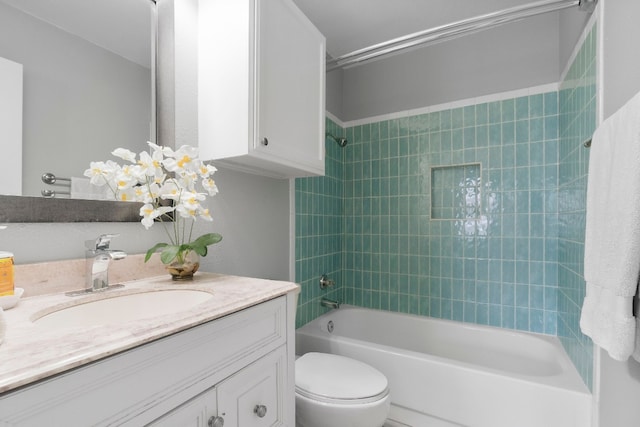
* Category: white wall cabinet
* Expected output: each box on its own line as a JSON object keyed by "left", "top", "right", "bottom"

{"left": 198, "top": 0, "right": 326, "bottom": 178}
{"left": 0, "top": 295, "right": 295, "bottom": 426}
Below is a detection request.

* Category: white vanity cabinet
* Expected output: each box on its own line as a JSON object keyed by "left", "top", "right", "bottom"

{"left": 151, "top": 348, "right": 286, "bottom": 426}
{"left": 198, "top": 0, "right": 326, "bottom": 178}
{"left": 0, "top": 295, "right": 295, "bottom": 426}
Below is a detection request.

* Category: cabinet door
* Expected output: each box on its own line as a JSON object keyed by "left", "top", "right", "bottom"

{"left": 217, "top": 348, "right": 287, "bottom": 427}
{"left": 148, "top": 387, "right": 216, "bottom": 427}
{"left": 255, "top": 0, "right": 325, "bottom": 175}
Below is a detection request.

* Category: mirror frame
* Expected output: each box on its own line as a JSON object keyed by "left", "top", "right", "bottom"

{"left": 0, "top": 195, "right": 142, "bottom": 223}
{"left": 0, "top": 0, "right": 157, "bottom": 223}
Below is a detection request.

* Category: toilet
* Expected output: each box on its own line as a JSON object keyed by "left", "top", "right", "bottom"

{"left": 295, "top": 352, "right": 391, "bottom": 427}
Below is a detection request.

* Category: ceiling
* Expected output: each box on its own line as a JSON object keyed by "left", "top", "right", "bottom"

{"left": 3, "top": 0, "right": 586, "bottom": 74}
{"left": 0, "top": 0, "right": 152, "bottom": 68}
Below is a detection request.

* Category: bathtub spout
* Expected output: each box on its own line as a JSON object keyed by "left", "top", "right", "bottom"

{"left": 320, "top": 297, "right": 340, "bottom": 309}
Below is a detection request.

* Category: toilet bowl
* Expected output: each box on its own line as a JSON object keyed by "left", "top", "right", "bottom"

{"left": 295, "top": 352, "right": 391, "bottom": 427}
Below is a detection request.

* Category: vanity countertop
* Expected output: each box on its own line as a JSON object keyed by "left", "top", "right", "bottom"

{"left": 0, "top": 273, "right": 299, "bottom": 394}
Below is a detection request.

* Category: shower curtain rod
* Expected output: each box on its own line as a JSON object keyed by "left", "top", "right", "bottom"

{"left": 327, "top": 0, "right": 595, "bottom": 71}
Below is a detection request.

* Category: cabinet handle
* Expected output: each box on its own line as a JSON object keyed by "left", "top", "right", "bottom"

{"left": 254, "top": 404, "right": 267, "bottom": 418}
{"left": 208, "top": 415, "right": 224, "bottom": 427}
{"left": 260, "top": 137, "right": 269, "bottom": 146}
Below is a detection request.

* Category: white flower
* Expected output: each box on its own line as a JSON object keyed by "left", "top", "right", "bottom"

{"left": 180, "top": 191, "right": 206, "bottom": 208}
{"left": 198, "top": 206, "right": 213, "bottom": 221}
{"left": 197, "top": 163, "right": 217, "bottom": 178}
{"left": 90, "top": 143, "right": 222, "bottom": 268}
{"left": 159, "top": 180, "right": 182, "bottom": 201}
{"left": 84, "top": 161, "right": 108, "bottom": 184}
{"left": 84, "top": 160, "right": 118, "bottom": 186}
{"left": 111, "top": 148, "right": 137, "bottom": 163}
{"left": 137, "top": 149, "right": 164, "bottom": 178}
{"left": 89, "top": 143, "right": 219, "bottom": 246}
{"left": 174, "top": 170, "right": 197, "bottom": 191}
{"left": 114, "top": 165, "right": 139, "bottom": 189}
{"left": 114, "top": 188, "right": 136, "bottom": 202}
{"left": 139, "top": 182, "right": 161, "bottom": 204}
{"left": 162, "top": 145, "right": 199, "bottom": 172}
{"left": 176, "top": 204, "right": 198, "bottom": 219}
{"left": 140, "top": 204, "right": 174, "bottom": 229}
{"left": 147, "top": 141, "right": 172, "bottom": 156}
{"left": 202, "top": 177, "right": 219, "bottom": 196}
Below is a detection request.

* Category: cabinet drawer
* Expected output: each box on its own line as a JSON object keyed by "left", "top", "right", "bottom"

{"left": 218, "top": 347, "right": 286, "bottom": 427}
{"left": 149, "top": 347, "right": 287, "bottom": 427}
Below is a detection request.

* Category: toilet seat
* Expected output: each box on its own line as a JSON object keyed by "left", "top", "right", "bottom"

{"left": 296, "top": 353, "right": 389, "bottom": 405}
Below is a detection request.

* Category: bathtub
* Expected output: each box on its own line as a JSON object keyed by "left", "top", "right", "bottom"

{"left": 296, "top": 305, "right": 591, "bottom": 427}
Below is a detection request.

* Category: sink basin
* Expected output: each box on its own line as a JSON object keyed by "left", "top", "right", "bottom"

{"left": 33, "top": 289, "right": 214, "bottom": 329}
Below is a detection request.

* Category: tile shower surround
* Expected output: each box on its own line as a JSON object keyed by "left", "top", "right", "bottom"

{"left": 557, "top": 24, "right": 596, "bottom": 389}
{"left": 295, "top": 118, "right": 344, "bottom": 327}
{"left": 341, "top": 92, "right": 560, "bottom": 336}
{"left": 298, "top": 91, "right": 560, "bottom": 334}
{"left": 296, "top": 24, "right": 595, "bottom": 390}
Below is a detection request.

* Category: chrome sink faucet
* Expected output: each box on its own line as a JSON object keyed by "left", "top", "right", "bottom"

{"left": 85, "top": 234, "right": 127, "bottom": 292}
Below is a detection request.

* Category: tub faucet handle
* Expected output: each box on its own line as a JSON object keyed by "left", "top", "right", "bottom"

{"left": 320, "top": 274, "right": 335, "bottom": 289}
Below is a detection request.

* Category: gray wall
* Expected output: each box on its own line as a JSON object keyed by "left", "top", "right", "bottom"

{"left": 1, "top": 0, "right": 291, "bottom": 283}
{"left": 198, "top": 167, "right": 290, "bottom": 281}
{"left": 325, "top": 68, "right": 343, "bottom": 119}
{"left": 597, "top": 1, "right": 640, "bottom": 425}
{"left": 0, "top": 2, "right": 151, "bottom": 197}
{"left": 340, "top": 14, "right": 560, "bottom": 121}
{"left": 601, "top": 0, "right": 640, "bottom": 119}
{"left": 1, "top": 166, "right": 291, "bottom": 281}
{"left": 559, "top": 8, "right": 591, "bottom": 76}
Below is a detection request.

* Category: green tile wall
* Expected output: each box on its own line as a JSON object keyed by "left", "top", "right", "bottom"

{"left": 341, "top": 93, "right": 559, "bottom": 334}
{"left": 431, "top": 163, "right": 482, "bottom": 220}
{"left": 294, "top": 23, "right": 596, "bottom": 393}
{"left": 295, "top": 118, "right": 344, "bottom": 327}
{"left": 558, "top": 24, "right": 597, "bottom": 389}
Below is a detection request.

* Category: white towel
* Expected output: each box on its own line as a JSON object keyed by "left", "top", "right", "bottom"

{"left": 580, "top": 90, "right": 640, "bottom": 362}
{"left": 70, "top": 177, "right": 109, "bottom": 200}
{"left": 635, "top": 294, "right": 640, "bottom": 361}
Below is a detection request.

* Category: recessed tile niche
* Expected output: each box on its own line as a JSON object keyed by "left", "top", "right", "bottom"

{"left": 430, "top": 163, "right": 481, "bottom": 220}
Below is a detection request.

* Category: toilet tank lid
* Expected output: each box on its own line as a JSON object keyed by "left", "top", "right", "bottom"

{"left": 295, "top": 352, "right": 389, "bottom": 400}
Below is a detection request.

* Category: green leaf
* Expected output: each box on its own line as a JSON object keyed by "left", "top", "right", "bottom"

{"left": 192, "top": 233, "right": 223, "bottom": 247}
{"left": 191, "top": 244, "right": 208, "bottom": 257}
{"left": 144, "top": 242, "right": 169, "bottom": 262}
{"left": 178, "top": 243, "right": 192, "bottom": 253}
{"left": 160, "top": 245, "right": 181, "bottom": 264}
{"left": 149, "top": 234, "right": 222, "bottom": 264}
{"left": 189, "top": 233, "right": 222, "bottom": 258}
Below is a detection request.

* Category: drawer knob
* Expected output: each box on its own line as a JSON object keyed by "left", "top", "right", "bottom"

{"left": 208, "top": 415, "right": 224, "bottom": 427}
{"left": 254, "top": 404, "right": 267, "bottom": 418}
{"left": 261, "top": 137, "right": 269, "bottom": 146}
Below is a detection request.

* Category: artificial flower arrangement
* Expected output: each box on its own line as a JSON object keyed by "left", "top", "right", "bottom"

{"left": 84, "top": 142, "right": 222, "bottom": 279}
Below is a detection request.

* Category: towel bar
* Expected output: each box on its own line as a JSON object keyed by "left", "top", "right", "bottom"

{"left": 41, "top": 189, "right": 70, "bottom": 198}
{"left": 41, "top": 172, "right": 71, "bottom": 186}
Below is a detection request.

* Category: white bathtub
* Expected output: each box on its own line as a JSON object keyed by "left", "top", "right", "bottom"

{"left": 296, "top": 305, "right": 591, "bottom": 427}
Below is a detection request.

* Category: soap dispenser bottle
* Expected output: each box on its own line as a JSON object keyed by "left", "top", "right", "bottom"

{"left": 0, "top": 252, "right": 14, "bottom": 297}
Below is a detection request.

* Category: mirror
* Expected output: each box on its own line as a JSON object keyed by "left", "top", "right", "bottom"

{"left": 0, "top": 0, "right": 155, "bottom": 222}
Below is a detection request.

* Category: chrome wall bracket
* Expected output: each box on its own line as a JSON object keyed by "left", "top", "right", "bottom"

{"left": 579, "top": 0, "right": 597, "bottom": 13}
